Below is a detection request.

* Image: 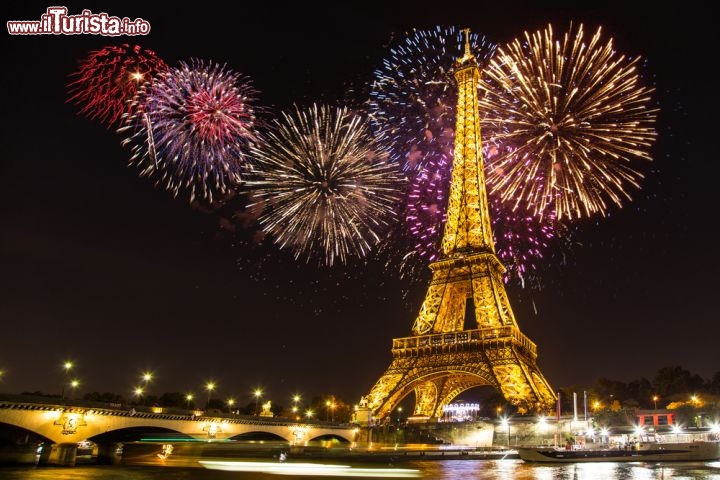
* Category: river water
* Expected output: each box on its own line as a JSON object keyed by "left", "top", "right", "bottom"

{"left": 3, "top": 460, "right": 720, "bottom": 480}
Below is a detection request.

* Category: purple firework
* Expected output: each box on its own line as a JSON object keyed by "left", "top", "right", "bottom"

{"left": 405, "top": 145, "right": 564, "bottom": 287}
{"left": 120, "top": 59, "right": 258, "bottom": 204}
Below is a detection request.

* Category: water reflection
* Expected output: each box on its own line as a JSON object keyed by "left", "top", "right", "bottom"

{"left": 3, "top": 459, "right": 720, "bottom": 479}
{"left": 406, "top": 459, "right": 720, "bottom": 480}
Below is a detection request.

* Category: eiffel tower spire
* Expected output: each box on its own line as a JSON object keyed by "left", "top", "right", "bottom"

{"left": 359, "top": 29, "right": 556, "bottom": 423}
{"left": 441, "top": 27, "right": 495, "bottom": 257}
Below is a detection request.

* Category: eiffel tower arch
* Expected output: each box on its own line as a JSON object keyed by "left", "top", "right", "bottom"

{"left": 359, "top": 30, "right": 556, "bottom": 423}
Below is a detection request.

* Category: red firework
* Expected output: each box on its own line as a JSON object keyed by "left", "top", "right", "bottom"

{"left": 67, "top": 44, "right": 168, "bottom": 128}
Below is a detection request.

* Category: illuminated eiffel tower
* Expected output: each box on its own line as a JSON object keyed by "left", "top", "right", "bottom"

{"left": 360, "top": 30, "right": 556, "bottom": 422}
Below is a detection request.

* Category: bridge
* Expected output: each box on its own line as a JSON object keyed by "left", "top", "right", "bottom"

{"left": 0, "top": 399, "right": 359, "bottom": 465}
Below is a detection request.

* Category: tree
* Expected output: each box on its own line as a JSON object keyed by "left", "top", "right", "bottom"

{"left": 83, "top": 392, "right": 124, "bottom": 403}
{"left": 707, "top": 372, "right": 720, "bottom": 394}
{"left": 593, "top": 378, "right": 628, "bottom": 403}
{"left": 653, "top": 366, "right": 704, "bottom": 399}
{"left": 158, "top": 392, "right": 186, "bottom": 408}
{"left": 626, "top": 378, "right": 653, "bottom": 407}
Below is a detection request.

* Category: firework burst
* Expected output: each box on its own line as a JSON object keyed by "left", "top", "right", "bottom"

{"left": 479, "top": 23, "right": 658, "bottom": 220}
{"left": 405, "top": 146, "right": 565, "bottom": 287}
{"left": 368, "top": 25, "right": 496, "bottom": 171}
{"left": 245, "top": 104, "right": 405, "bottom": 267}
{"left": 120, "top": 59, "right": 258, "bottom": 204}
{"left": 67, "top": 44, "right": 168, "bottom": 128}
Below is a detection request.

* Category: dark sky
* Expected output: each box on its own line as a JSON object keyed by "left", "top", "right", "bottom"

{"left": 1, "top": 2, "right": 717, "bottom": 409}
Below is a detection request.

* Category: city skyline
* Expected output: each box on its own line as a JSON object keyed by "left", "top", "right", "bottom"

{"left": 1, "top": 2, "right": 717, "bottom": 408}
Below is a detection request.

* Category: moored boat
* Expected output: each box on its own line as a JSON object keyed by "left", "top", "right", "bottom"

{"left": 518, "top": 436, "right": 720, "bottom": 463}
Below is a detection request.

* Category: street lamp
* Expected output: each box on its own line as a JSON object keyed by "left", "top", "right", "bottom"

{"left": 397, "top": 407, "right": 403, "bottom": 423}
{"left": 653, "top": 395, "right": 659, "bottom": 410}
{"left": 140, "top": 371, "right": 153, "bottom": 401}
{"left": 134, "top": 386, "right": 144, "bottom": 403}
{"left": 70, "top": 379, "right": 79, "bottom": 393}
{"left": 305, "top": 409, "right": 314, "bottom": 420}
{"left": 61, "top": 361, "right": 74, "bottom": 400}
{"left": 292, "top": 395, "right": 301, "bottom": 421}
{"left": 253, "top": 389, "right": 263, "bottom": 416}
{"left": 205, "top": 382, "right": 216, "bottom": 408}
{"left": 326, "top": 400, "right": 336, "bottom": 422}
{"left": 227, "top": 398, "right": 236, "bottom": 415}
{"left": 185, "top": 393, "right": 194, "bottom": 408}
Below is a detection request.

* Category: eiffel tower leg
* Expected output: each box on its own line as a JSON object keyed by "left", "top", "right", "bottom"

{"left": 365, "top": 355, "right": 420, "bottom": 422}
{"left": 489, "top": 356, "right": 556, "bottom": 414}
{"left": 413, "top": 381, "right": 439, "bottom": 417}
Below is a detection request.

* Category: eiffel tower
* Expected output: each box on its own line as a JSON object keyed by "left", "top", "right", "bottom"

{"left": 360, "top": 30, "right": 556, "bottom": 422}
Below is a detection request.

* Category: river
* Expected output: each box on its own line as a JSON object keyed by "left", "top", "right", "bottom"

{"left": 3, "top": 459, "right": 720, "bottom": 479}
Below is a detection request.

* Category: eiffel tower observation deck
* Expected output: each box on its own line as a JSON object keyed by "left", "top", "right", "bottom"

{"left": 358, "top": 30, "right": 556, "bottom": 424}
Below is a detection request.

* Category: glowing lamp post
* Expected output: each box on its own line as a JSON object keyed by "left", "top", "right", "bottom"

{"left": 653, "top": 395, "right": 658, "bottom": 410}
{"left": 69, "top": 379, "right": 80, "bottom": 398}
{"left": 227, "top": 398, "right": 236, "bottom": 415}
{"left": 60, "top": 361, "right": 74, "bottom": 400}
{"left": 205, "top": 382, "right": 216, "bottom": 409}
{"left": 253, "top": 389, "right": 263, "bottom": 416}
{"left": 325, "top": 400, "right": 336, "bottom": 422}
{"left": 185, "top": 393, "right": 194, "bottom": 408}
{"left": 140, "top": 371, "right": 153, "bottom": 402}
{"left": 292, "top": 395, "right": 301, "bottom": 421}
{"left": 134, "top": 386, "right": 144, "bottom": 404}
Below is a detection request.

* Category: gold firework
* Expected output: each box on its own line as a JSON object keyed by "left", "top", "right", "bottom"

{"left": 479, "top": 23, "right": 658, "bottom": 220}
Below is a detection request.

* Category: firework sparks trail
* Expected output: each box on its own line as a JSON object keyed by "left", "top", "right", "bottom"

{"left": 405, "top": 145, "right": 565, "bottom": 287}
{"left": 67, "top": 44, "right": 168, "bottom": 128}
{"left": 478, "top": 23, "right": 658, "bottom": 220}
{"left": 368, "top": 25, "right": 496, "bottom": 172}
{"left": 245, "top": 104, "right": 405, "bottom": 267}
{"left": 119, "top": 59, "right": 259, "bottom": 204}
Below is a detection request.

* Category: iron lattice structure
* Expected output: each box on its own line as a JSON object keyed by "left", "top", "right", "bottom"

{"left": 363, "top": 31, "right": 556, "bottom": 422}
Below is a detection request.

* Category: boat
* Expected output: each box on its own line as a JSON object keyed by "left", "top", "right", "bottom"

{"left": 518, "top": 434, "right": 720, "bottom": 463}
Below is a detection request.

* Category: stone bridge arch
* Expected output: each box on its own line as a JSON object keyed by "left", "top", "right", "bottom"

{"left": 0, "top": 399, "right": 359, "bottom": 465}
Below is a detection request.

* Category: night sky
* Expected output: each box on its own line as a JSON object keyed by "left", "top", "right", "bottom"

{"left": 1, "top": 2, "right": 717, "bottom": 409}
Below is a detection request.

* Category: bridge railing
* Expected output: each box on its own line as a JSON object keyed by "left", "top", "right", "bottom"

{"left": 0, "top": 396, "right": 353, "bottom": 429}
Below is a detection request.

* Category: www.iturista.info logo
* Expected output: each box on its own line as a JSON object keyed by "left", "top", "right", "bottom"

{"left": 7, "top": 7, "right": 151, "bottom": 36}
